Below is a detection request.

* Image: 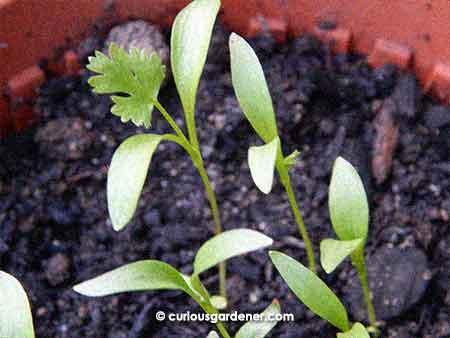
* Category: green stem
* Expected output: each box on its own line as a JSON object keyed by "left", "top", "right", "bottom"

{"left": 281, "top": 173, "right": 316, "bottom": 273}
{"left": 352, "top": 252, "right": 377, "bottom": 328}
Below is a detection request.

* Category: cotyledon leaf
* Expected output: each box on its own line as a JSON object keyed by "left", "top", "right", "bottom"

{"left": 337, "top": 322, "right": 370, "bottom": 338}
{"left": 0, "top": 271, "right": 35, "bottom": 338}
{"left": 235, "top": 299, "right": 281, "bottom": 338}
{"left": 107, "top": 134, "right": 163, "bottom": 231}
{"left": 320, "top": 238, "right": 364, "bottom": 273}
{"left": 248, "top": 137, "right": 279, "bottom": 194}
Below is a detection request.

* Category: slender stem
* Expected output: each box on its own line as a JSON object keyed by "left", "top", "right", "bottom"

{"left": 155, "top": 101, "right": 226, "bottom": 299}
{"left": 281, "top": 174, "right": 317, "bottom": 273}
{"left": 352, "top": 252, "right": 377, "bottom": 328}
{"left": 197, "top": 301, "right": 232, "bottom": 338}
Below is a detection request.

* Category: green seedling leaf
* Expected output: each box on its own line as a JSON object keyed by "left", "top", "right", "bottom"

{"left": 235, "top": 299, "right": 281, "bottom": 338}
{"left": 329, "top": 157, "right": 369, "bottom": 241}
{"left": 107, "top": 134, "right": 163, "bottom": 231}
{"left": 87, "top": 43, "right": 165, "bottom": 127}
{"left": 171, "top": 0, "right": 220, "bottom": 116}
{"left": 0, "top": 271, "right": 35, "bottom": 338}
{"left": 229, "top": 33, "right": 278, "bottom": 143}
{"left": 73, "top": 260, "right": 192, "bottom": 297}
{"left": 210, "top": 295, "right": 228, "bottom": 310}
{"left": 320, "top": 238, "right": 364, "bottom": 273}
{"left": 337, "top": 322, "right": 370, "bottom": 338}
{"left": 269, "top": 251, "right": 349, "bottom": 332}
{"left": 194, "top": 229, "right": 273, "bottom": 275}
{"left": 207, "top": 332, "right": 220, "bottom": 338}
{"left": 283, "top": 150, "right": 300, "bottom": 168}
{"left": 248, "top": 137, "right": 279, "bottom": 194}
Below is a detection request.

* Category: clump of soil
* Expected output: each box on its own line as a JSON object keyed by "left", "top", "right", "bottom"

{"left": 0, "top": 23, "right": 449, "bottom": 338}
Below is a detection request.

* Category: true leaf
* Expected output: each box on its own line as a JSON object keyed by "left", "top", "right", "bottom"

{"left": 235, "top": 299, "right": 281, "bottom": 338}
{"left": 107, "top": 134, "right": 163, "bottom": 231}
{"left": 207, "top": 332, "right": 220, "bottom": 338}
{"left": 229, "top": 33, "right": 278, "bottom": 143}
{"left": 88, "top": 43, "right": 165, "bottom": 127}
{"left": 73, "top": 260, "right": 192, "bottom": 297}
{"left": 248, "top": 137, "right": 279, "bottom": 194}
{"left": 171, "top": 0, "right": 220, "bottom": 117}
{"left": 320, "top": 238, "right": 364, "bottom": 273}
{"left": 329, "top": 157, "right": 369, "bottom": 241}
{"left": 283, "top": 150, "right": 300, "bottom": 168}
{"left": 0, "top": 271, "right": 35, "bottom": 338}
{"left": 269, "top": 251, "right": 349, "bottom": 332}
{"left": 193, "top": 229, "right": 273, "bottom": 275}
{"left": 337, "top": 322, "right": 370, "bottom": 338}
{"left": 210, "top": 295, "right": 227, "bottom": 310}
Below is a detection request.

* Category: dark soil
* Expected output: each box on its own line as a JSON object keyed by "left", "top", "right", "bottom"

{"left": 1, "top": 24, "right": 449, "bottom": 338}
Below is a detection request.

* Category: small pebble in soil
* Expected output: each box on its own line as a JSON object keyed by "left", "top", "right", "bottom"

{"left": 344, "top": 245, "right": 430, "bottom": 321}
{"left": 103, "top": 20, "right": 170, "bottom": 73}
{"left": 44, "top": 253, "right": 72, "bottom": 286}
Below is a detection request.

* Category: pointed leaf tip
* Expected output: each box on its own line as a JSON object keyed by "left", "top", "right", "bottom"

{"left": 320, "top": 238, "right": 364, "bottom": 273}
{"left": 337, "top": 322, "right": 370, "bottom": 338}
{"left": 248, "top": 137, "right": 279, "bottom": 194}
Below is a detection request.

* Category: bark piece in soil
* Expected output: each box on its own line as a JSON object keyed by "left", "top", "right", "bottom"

{"left": 344, "top": 245, "right": 430, "bottom": 321}
{"left": 391, "top": 73, "right": 421, "bottom": 119}
{"left": 372, "top": 98, "right": 399, "bottom": 184}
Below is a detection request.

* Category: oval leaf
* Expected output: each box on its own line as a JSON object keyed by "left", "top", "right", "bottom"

{"left": 0, "top": 271, "right": 35, "bottom": 338}
{"left": 229, "top": 33, "right": 278, "bottom": 143}
{"left": 73, "top": 260, "right": 192, "bottom": 297}
{"left": 337, "top": 323, "right": 370, "bottom": 338}
{"left": 248, "top": 137, "right": 279, "bottom": 194}
{"left": 235, "top": 299, "right": 281, "bottom": 338}
{"left": 194, "top": 229, "right": 273, "bottom": 275}
{"left": 107, "top": 134, "right": 163, "bottom": 231}
{"left": 269, "top": 251, "right": 349, "bottom": 332}
{"left": 329, "top": 157, "right": 369, "bottom": 241}
{"left": 171, "top": 0, "right": 220, "bottom": 116}
{"left": 320, "top": 238, "right": 364, "bottom": 273}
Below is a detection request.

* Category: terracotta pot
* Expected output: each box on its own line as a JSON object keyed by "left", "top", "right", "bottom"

{"left": 1, "top": 0, "right": 449, "bottom": 137}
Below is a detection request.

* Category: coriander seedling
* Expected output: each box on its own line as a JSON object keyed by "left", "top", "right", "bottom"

{"left": 87, "top": 0, "right": 228, "bottom": 298}
{"left": 269, "top": 251, "right": 371, "bottom": 338}
{"left": 229, "top": 33, "right": 316, "bottom": 272}
{"left": 320, "top": 157, "right": 377, "bottom": 328}
{"left": 0, "top": 271, "right": 35, "bottom": 338}
{"left": 75, "top": 229, "right": 279, "bottom": 338}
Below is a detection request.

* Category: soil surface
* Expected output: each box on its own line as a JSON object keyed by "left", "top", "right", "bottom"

{"left": 0, "top": 23, "right": 449, "bottom": 338}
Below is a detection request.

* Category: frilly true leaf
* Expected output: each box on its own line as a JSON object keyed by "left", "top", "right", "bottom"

{"left": 230, "top": 33, "right": 278, "bottom": 143}
{"left": 235, "top": 299, "right": 281, "bottom": 338}
{"left": 0, "top": 271, "right": 35, "bottom": 338}
{"left": 269, "top": 251, "right": 349, "bottom": 332}
{"left": 87, "top": 43, "right": 165, "bottom": 127}
{"left": 337, "top": 322, "right": 370, "bottom": 338}
{"left": 283, "top": 150, "right": 300, "bottom": 168}
{"left": 210, "top": 295, "right": 228, "bottom": 310}
{"left": 329, "top": 157, "right": 369, "bottom": 241}
{"left": 320, "top": 238, "right": 364, "bottom": 273}
{"left": 248, "top": 137, "right": 279, "bottom": 194}
{"left": 193, "top": 229, "right": 273, "bottom": 275}
{"left": 73, "top": 260, "right": 194, "bottom": 298}
{"left": 107, "top": 134, "right": 163, "bottom": 231}
{"left": 171, "top": 0, "right": 220, "bottom": 116}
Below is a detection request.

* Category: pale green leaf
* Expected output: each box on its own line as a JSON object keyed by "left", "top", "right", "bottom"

{"left": 194, "top": 229, "right": 273, "bottom": 275}
{"left": 320, "top": 238, "right": 364, "bottom": 273}
{"left": 329, "top": 157, "right": 369, "bottom": 241}
{"left": 337, "top": 323, "right": 370, "bottom": 338}
{"left": 235, "top": 300, "right": 281, "bottom": 338}
{"left": 210, "top": 295, "right": 227, "bottom": 310}
{"left": 207, "top": 332, "right": 220, "bottom": 338}
{"left": 283, "top": 150, "right": 300, "bottom": 168}
{"left": 73, "top": 260, "right": 192, "bottom": 297}
{"left": 0, "top": 271, "right": 35, "bottom": 338}
{"left": 107, "top": 134, "right": 163, "bottom": 231}
{"left": 269, "top": 251, "right": 349, "bottom": 332}
{"left": 88, "top": 43, "right": 165, "bottom": 127}
{"left": 229, "top": 33, "right": 278, "bottom": 143}
{"left": 248, "top": 137, "right": 279, "bottom": 194}
{"left": 171, "top": 0, "right": 220, "bottom": 117}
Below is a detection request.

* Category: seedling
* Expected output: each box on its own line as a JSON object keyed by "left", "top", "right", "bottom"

{"left": 269, "top": 251, "right": 371, "bottom": 338}
{"left": 87, "top": 0, "right": 228, "bottom": 297}
{"left": 0, "top": 271, "right": 35, "bottom": 338}
{"left": 320, "top": 157, "right": 377, "bottom": 328}
{"left": 74, "top": 229, "right": 279, "bottom": 338}
{"left": 229, "top": 33, "right": 316, "bottom": 272}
